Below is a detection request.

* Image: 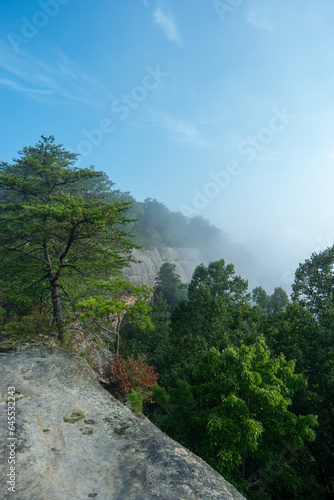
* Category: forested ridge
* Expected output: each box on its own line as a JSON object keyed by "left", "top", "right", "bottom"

{"left": 1, "top": 137, "right": 333, "bottom": 499}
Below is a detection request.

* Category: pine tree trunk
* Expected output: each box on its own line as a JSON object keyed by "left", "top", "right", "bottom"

{"left": 45, "top": 250, "right": 64, "bottom": 338}
{"left": 115, "top": 314, "right": 121, "bottom": 355}
{"left": 50, "top": 282, "right": 64, "bottom": 328}
{"left": 115, "top": 332, "right": 120, "bottom": 355}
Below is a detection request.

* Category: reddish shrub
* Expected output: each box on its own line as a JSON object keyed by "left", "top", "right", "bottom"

{"left": 93, "top": 354, "right": 159, "bottom": 402}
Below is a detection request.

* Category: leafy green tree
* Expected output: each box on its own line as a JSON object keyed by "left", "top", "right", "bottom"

{"left": 170, "top": 259, "right": 253, "bottom": 364}
{"left": 252, "top": 286, "right": 270, "bottom": 313}
{"left": 153, "top": 262, "right": 187, "bottom": 312}
{"left": 120, "top": 294, "right": 174, "bottom": 375}
{"left": 253, "top": 286, "right": 289, "bottom": 316}
{"left": 152, "top": 337, "right": 318, "bottom": 499}
{"left": 0, "top": 136, "right": 136, "bottom": 337}
{"left": 187, "top": 260, "right": 250, "bottom": 304}
{"left": 76, "top": 278, "right": 153, "bottom": 354}
{"left": 264, "top": 304, "right": 326, "bottom": 377}
{"left": 130, "top": 199, "right": 170, "bottom": 249}
{"left": 120, "top": 264, "right": 186, "bottom": 373}
{"left": 291, "top": 248, "right": 334, "bottom": 494}
{"left": 266, "top": 302, "right": 334, "bottom": 496}
{"left": 292, "top": 247, "right": 334, "bottom": 328}
{"left": 270, "top": 287, "right": 289, "bottom": 315}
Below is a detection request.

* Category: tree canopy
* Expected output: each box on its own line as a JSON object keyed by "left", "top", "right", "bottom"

{"left": 122, "top": 256, "right": 332, "bottom": 498}
{"left": 0, "top": 136, "right": 137, "bottom": 336}
{"left": 2, "top": 136, "right": 334, "bottom": 499}
{"left": 252, "top": 286, "right": 289, "bottom": 316}
{"left": 292, "top": 247, "right": 334, "bottom": 327}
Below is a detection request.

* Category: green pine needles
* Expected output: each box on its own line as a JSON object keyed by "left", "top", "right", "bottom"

{"left": 0, "top": 136, "right": 140, "bottom": 339}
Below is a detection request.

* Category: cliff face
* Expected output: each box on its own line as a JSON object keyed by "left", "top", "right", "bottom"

{"left": 0, "top": 346, "right": 245, "bottom": 500}
{"left": 123, "top": 247, "right": 203, "bottom": 287}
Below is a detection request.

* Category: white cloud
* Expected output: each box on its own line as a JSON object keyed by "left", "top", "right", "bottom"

{"left": 0, "top": 41, "right": 113, "bottom": 107}
{"left": 148, "top": 111, "right": 211, "bottom": 148}
{"left": 0, "top": 77, "right": 53, "bottom": 95}
{"left": 247, "top": 11, "right": 273, "bottom": 32}
{"left": 247, "top": 0, "right": 276, "bottom": 32}
{"left": 153, "top": 8, "right": 183, "bottom": 46}
{"left": 197, "top": 113, "right": 228, "bottom": 125}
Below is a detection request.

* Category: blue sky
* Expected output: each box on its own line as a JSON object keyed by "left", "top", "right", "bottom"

{"left": 1, "top": 0, "right": 334, "bottom": 291}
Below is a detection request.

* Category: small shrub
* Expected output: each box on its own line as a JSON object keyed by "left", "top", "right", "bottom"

{"left": 93, "top": 354, "right": 159, "bottom": 411}
{"left": 127, "top": 388, "right": 145, "bottom": 414}
{"left": 111, "top": 354, "right": 159, "bottom": 397}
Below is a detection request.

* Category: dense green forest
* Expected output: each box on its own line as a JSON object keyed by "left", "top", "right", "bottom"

{"left": 1, "top": 137, "right": 333, "bottom": 499}
{"left": 122, "top": 259, "right": 334, "bottom": 499}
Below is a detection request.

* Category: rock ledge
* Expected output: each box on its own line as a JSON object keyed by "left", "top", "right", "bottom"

{"left": 0, "top": 346, "right": 245, "bottom": 499}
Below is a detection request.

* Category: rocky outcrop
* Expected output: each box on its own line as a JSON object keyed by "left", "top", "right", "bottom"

{"left": 0, "top": 346, "right": 245, "bottom": 499}
{"left": 123, "top": 247, "right": 203, "bottom": 287}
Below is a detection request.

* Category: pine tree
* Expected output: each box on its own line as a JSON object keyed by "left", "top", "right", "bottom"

{"left": 0, "top": 136, "right": 136, "bottom": 338}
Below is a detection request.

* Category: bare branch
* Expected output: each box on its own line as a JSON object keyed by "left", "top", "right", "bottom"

{"left": 56, "top": 219, "right": 87, "bottom": 275}
{"left": 92, "top": 318, "right": 118, "bottom": 336}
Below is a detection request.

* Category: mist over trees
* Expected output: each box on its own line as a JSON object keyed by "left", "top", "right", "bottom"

{"left": 252, "top": 286, "right": 289, "bottom": 316}
{"left": 122, "top": 258, "right": 334, "bottom": 498}
{"left": 1, "top": 137, "right": 334, "bottom": 499}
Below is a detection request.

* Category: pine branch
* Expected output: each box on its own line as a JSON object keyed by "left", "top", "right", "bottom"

{"left": 5, "top": 247, "right": 47, "bottom": 264}
{"left": 92, "top": 318, "right": 118, "bottom": 336}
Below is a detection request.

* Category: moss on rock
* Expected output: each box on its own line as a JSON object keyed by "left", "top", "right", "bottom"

{"left": 63, "top": 410, "right": 85, "bottom": 423}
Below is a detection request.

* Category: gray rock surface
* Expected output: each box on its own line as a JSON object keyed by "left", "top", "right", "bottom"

{"left": 0, "top": 346, "right": 245, "bottom": 500}
{"left": 123, "top": 247, "right": 203, "bottom": 287}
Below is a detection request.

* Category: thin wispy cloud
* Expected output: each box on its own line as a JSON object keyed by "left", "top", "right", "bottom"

{"left": 247, "top": 0, "right": 276, "bottom": 32}
{"left": 247, "top": 12, "right": 273, "bottom": 32}
{"left": 0, "top": 41, "right": 113, "bottom": 107}
{"left": 153, "top": 7, "right": 183, "bottom": 46}
{"left": 197, "top": 113, "right": 228, "bottom": 125}
{"left": 148, "top": 111, "right": 211, "bottom": 148}
{"left": 0, "top": 76, "right": 53, "bottom": 95}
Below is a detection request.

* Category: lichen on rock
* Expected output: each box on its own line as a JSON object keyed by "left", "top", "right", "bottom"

{"left": 63, "top": 409, "right": 85, "bottom": 424}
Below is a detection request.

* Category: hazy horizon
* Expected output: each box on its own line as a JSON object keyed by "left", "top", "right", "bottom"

{"left": 1, "top": 0, "right": 333, "bottom": 296}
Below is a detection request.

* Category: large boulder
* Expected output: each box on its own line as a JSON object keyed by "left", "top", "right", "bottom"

{"left": 0, "top": 346, "right": 245, "bottom": 499}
